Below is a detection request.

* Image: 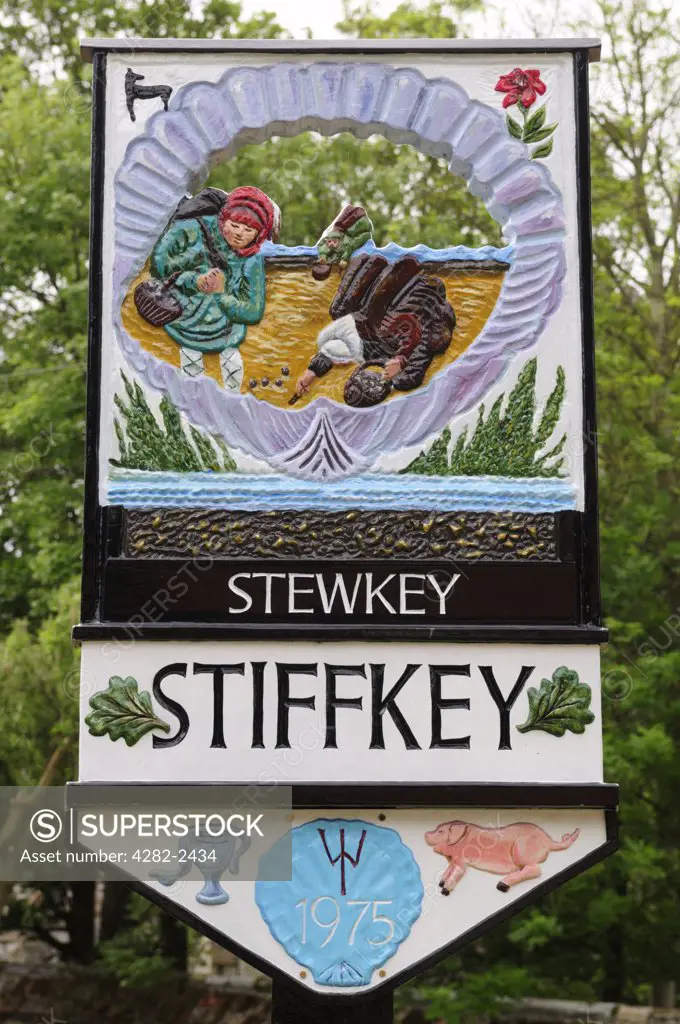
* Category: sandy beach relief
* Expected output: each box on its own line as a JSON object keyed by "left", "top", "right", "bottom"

{"left": 121, "top": 247, "right": 508, "bottom": 410}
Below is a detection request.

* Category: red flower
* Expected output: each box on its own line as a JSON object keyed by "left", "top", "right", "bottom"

{"left": 495, "top": 68, "right": 547, "bottom": 109}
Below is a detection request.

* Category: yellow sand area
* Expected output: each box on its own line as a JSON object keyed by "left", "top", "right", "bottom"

{"left": 121, "top": 262, "right": 505, "bottom": 409}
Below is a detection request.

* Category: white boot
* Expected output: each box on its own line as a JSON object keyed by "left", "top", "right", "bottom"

{"left": 179, "top": 347, "right": 205, "bottom": 378}
{"left": 220, "top": 348, "right": 244, "bottom": 392}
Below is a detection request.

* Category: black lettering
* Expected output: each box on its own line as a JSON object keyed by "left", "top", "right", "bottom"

{"left": 479, "top": 665, "right": 534, "bottom": 749}
{"left": 276, "top": 663, "right": 317, "bottom": 748}
{"left": 193, "top": 663, "right": 245, "bottom": 748}
{"left": 251, "top": 661, "right": 266, "bottom": 749}
{"left": 430, "top": 665, "right": 471, "bottom": 749}
{"left": 324, "top": 664, "right": 365, "bottom": 749}
{"left": 370, "top": 664, "right": 421, "bottom": 750}
{"left": 152, "top": 663, "right": 189, "bottom": 748}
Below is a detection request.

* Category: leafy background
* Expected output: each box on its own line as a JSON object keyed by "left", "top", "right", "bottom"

{"left": 0, "top": 0, "right": 679, "bottom": 1016}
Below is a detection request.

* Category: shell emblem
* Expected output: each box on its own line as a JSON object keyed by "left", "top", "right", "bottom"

{"left": 255, "top": 818, "right": 423, "bottom": 987}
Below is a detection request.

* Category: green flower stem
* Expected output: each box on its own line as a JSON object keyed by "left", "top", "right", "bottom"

{"left": 518, "top": 101, "right": 527, "bottom": 136}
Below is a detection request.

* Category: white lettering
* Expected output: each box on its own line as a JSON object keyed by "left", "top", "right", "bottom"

{"left": 365, "top": 573, "right": 396, "bottom": 614}
{"left": 248, "top": 814, "right": 264, "bottom": 837}
{"left": 206, "top": 813, "right": 226, "bottom": 836}
{"left": 289, "top": 573, "right": 315, "bottom": 614}
{"left": 155, "top": 814, "right": 171, "bottom": 837}
{"left": 119, "top": 814, "right": 136, "bottom": 836}
{"left": 172, "top": 814, "right": 188, "bottom": 837}
{"left": 252, "top": 573, "right": 286, "bottom": 614}
{"left": 228, "top": 572, "right": 253, "bottom": 613}
{"left": 137, "top": 813, "right": 152, "bottom": 837}
{"left": 427, "top": 573, "right": 461, "bottom": 614}
{"left": 316, "top": 573, "right": 362, "bottom": 614}
{"left": 80, "top": 813, "right": 97, "bottom": 837}
{"left": 399, "top": 574, "right": 427, "bottom": 614}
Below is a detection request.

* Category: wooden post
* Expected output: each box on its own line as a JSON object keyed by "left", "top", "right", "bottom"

{"left": 652, "top": 981, "right": 677, "bottom": 1009}
{"left": 271, "top": 979, "right": 393, "bottom": 1024}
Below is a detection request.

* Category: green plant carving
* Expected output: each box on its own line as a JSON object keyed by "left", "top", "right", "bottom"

{"left": 507, "top": 106, "right": 558, "bottom": 159}
{"left": 111, "top": 372, "right": 237, "bottom": 473}
{"left": 85, "top": 676, "right": 170, "bottom": 746}
{"left": 516, "top": 667, "right": 595, "bottom": 737}
{"left": 406, "top": 427, "right": 452, "bottom": 475}
{"left": 404, "top": 358, "right": 566, "bottom": 478}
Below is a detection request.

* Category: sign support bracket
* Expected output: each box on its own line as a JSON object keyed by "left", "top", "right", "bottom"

{"left": 271, "top": 979, "right": 393, "bottom": 1023}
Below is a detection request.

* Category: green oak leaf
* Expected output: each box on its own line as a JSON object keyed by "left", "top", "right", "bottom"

{"left": 531, "top": 138, "right": 554, "bottom": 160}
{"left": 524, "top": 104, "right": 547, "bottom": 135}
{"left": 524, "top": 123, "right": 558, "bottom": 144}
{"left": 516, "top": 666, "right": 595, "bottom": 737}
{"left": 506, "top": 114, "right": 523, "bottom": 139}
{"left": 85, "top": 676, "right": 170, "bottom": 747}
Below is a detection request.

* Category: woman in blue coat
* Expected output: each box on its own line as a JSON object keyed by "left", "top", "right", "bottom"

{"left": 150, "top": 186, "right": 279, "bottom": 389}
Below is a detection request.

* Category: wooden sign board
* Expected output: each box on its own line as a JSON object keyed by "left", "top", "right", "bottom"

{"left": 75, "top": 37, "right": 615, "bottom": 1010}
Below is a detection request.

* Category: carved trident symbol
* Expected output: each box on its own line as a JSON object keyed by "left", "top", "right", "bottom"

{"left": 318, "top": 828, "right": 367, "bottom": 896}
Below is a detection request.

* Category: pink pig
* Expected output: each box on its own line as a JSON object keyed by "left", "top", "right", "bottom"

{"left": 424, "top": 820, "right": 580, "bottom": 895}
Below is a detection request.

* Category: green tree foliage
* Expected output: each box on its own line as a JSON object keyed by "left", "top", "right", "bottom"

{"left": 587, "top": 0, "right": 680, "bottom": 999}
{"left": 0, "top": 0, "right": 286, "bottom": 83}
{"left": 0, "top": 581, "right": 93, "bottom": 962}
{"left": 589, "top": 1, "right": 680, "bottom": 633}
{"left": 337, "top": 0, "right": 479, "bottom": 39}
{"left": 406, "top": 963, "right": 533, "bottom": 1024}
{"left": 0, "top": 58, "right": 90, "bottom": 629}
{"left": 97, "top": 893, "right": 189, "bottom": 986}
{"left": 0, "top": 579, "right": 80, "bottom": 787}
{"left": 207, "top": 131, "right": 502, "bottom": 250}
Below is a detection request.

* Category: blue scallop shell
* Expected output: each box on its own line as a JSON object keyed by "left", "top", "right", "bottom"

{"left": 255, "top": 819, "right": 423, "bottom": 987}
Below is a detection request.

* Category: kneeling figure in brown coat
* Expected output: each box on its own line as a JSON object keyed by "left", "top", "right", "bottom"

{"left": 295, "top": 254, "right": 456, "bottom": 407}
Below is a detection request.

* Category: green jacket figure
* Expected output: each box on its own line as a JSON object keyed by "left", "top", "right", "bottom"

{"left": 312, "top": 205, "right": 374, "bottom": 281}
{"left": 149, "top": 187, "right": 279, "bottom": 386}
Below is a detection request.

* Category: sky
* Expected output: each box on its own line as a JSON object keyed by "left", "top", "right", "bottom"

{"left": 238, "top": 0, "right": 597, "bottom": 43}
{"left": 238, "top": 0, "right": 680, "bottom": 43}
{"left": 242, "top": 0, "right": 349, "bottom": 36}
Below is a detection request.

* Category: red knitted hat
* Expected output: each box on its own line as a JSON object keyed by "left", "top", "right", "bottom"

{"left": 218, "top": 186, "right": 280, "bottom": 256}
